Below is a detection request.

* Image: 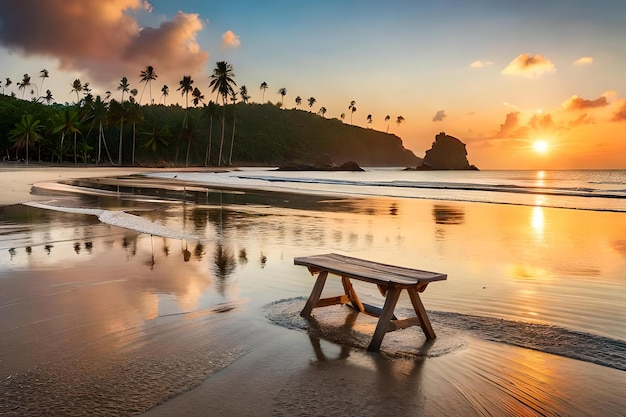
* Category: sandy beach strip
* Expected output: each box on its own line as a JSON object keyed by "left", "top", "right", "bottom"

{"left": 1, "top": 165, "right": 625, "bottom": 416}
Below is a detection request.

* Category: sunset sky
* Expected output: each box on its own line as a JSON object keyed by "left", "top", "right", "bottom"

{"left": 0, "top": 0, "right": 625, "bottom": 169}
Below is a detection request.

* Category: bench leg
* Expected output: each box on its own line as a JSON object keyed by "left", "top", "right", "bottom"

{"left": 300, "top": 271, "right": 328, "bottom": 317}
{"left": 341, "top": 276, "right": 365, "bottom": 313}
{"left": 367, "top": 287, "right": 401, "bottom": 352}
{"left": 407, "top": 287, "right": 436, "bottom": 339}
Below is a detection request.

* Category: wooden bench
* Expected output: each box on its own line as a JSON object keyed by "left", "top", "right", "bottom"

{"left": 295, "top": 253, "right": 447, "bottom": 352}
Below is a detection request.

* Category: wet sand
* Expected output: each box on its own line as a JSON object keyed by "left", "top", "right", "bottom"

{"left": 1, "top": 166, "right": 625, "bottom": 416}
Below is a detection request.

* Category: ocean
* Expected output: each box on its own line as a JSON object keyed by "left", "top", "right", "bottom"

{"left": 147, "top": 168, "right": 626, "bottom": 212}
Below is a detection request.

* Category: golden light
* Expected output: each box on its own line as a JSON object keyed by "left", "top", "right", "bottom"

{"left": 533, "top": 140, "right": 549, "bottom": 154}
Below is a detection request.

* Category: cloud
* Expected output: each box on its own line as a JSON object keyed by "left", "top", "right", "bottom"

{"left": 492, "top": 111, "right": 555, "bottom": 139}
{"left": 222, "top": 30, "right": 241, "bottom": 48}
{"left": 568, "top": 113, "right": 594, "bottom": 127}
{"left": 432, "top": 110, "right": 447, "bottom": 122}
{"left": 573, "top": 56, "right": 593, "bottom": 66}
{"left": 562, "top": 91, "right": 615, "bottom": 111}
{"left": 612, "top": 101, "right": 626, "bottom": 122}
{"left": 0, "top": 0, "right": 208, "bottom": 87}
{"left": 470, "top": 60, "right": 493, "bottom": 69}
{"left": 501, "top": 53, "right": 556, "bottom": 78}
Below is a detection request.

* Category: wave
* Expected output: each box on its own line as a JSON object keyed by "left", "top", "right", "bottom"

{"left": 236, "top": 174, "right": 626, "bottom": 198}
{"left": 23, "top": 201, "right": 199, "bottom": 241}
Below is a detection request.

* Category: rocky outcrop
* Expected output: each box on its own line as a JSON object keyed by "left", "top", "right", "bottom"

{"left": 277, "top": 155, "right": 364, "bottom": 171}
{"left": 412, "top": 132, "right": 478, "bottom": 170}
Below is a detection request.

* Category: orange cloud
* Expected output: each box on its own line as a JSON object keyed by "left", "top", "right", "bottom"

{"left": 573, "top": 56, "right": 593, "bottom": 66}
{"left": 568, "top": 113, "right": 594, "bottom": 127}
{"left": 501, "top": 53, "right": 555, "bottom": 78}
{"left": 562, "top": 91, "right": 615, "bottom": 111}
{"left": 492, "top": 111, "right": 560, "bottom": 139}
{"left": 222, "top": 30, "right": 241, "bottom": 48}
{"left": 493, "top": 112, "right": 525, "bottom": 138}
{"left": 611, "top": 101, "right": 626, "bottom": 122}
{"left": 0, "top": 0, "right": 208, "bottom": 87}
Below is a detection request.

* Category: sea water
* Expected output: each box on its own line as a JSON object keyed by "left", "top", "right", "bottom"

{"left": 2, "top": 168, "right": 625, "bottom": 375}
{"left": 147, "top": 168, "right": 626, "bottom": 212}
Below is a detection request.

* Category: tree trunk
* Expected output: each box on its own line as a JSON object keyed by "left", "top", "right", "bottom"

{"left": 118, "top": 116, "right": 124, "bottom": 166}
{"left": 218, "top": 100, "right": 226, "bottom": 166}
{"left": 229, "top": 106, "right": 236, "bottom": 165}
{"left": 97, "top": 121, "right": 102, "bottom": 165}
{"left": 132, "top": 121, "right": 136, "bottom": 165}
{"left": 74, "top": 131, "right": 77, "bottom": 164}
{"left": 205, "top": 116, "right": 213, "bottom": 166}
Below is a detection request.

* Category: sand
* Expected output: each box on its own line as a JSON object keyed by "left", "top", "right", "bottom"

{"left": 1, "top": 165, "right": 625, "bottom": 417}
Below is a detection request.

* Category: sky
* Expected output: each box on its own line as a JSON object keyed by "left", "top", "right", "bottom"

{"left": 0, "top": 0, "right": 625, "bottom": 169}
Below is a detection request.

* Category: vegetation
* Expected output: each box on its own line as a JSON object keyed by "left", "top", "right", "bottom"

{"left": 0, "top": 65, "right": 419, "bottom": 167}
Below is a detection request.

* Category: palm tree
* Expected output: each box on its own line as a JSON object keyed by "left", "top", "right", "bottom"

{"left": 90, "top": 96, "right": 114, "bottom": 165}
{"left": 141, "top": 120, "right": 170, "bottom": 155}
{"left": 308, "top": 97, "right": 316, "bottom": 110}
{"left": 139, "top": 65, "right": 158, "bottom": 104}
{"left": 39, "top": 69, "right": 49, "bottom": 92}
{"left": 71, "top": 79, "right": 83, "bottom": 104}
{"left": 192, "top": 87, "right": 204, "bottom": 107}
{"left": 396, "top": 115, "right": 405, "bottom": 127}
{"left": 177, "top": 76, "right": 193, "bottom": 109}
{"left": 240, "top": 85, "right": 250, "bottom": 103}
{"left": 9, "top": 114, "right": 43, "bottom": 163}
{"left": 260, "top": 82, "right": 268, "bottom": 103}
{"left": 177, "top": 75, "right": 194, "bottom": 166}
{"left": 318, "top": 107, "right": 327, "bottom": 117}
{"left": 117, "top": 77, "right": 130, "bottom": 165}
{"left": 367, "top": 114, "right": 372, "bottom": 128}
{"left": 385, "top": 115, "right": 391, "bottom": 133}
{"left": 209, "top": 61, "right": 236, "bottom": 166}
{"left": 277, "top": 88, "right": 287, "bottom": 107}
{"left": 42, "top": 89, "right": 54, "bottom": 104}
{"left": 17, "top": 74, "right": 32, "bottom": 99}
{"left": 118, "top": 77, "right": 130, "bottom": 102}
{"left": 53, "top": 108, "right": 81, "bottom": 163}
{"left": 295, "top": 96, "right": 302, "bottom": 108}
{"left": 348, "top": 100, "right": 356, "bottom": 125}
{"left": 160, "top": 85, "right": 169, "bottom": 105}
{"left": 3, "top": 77, "right": 11, "bottom": 95}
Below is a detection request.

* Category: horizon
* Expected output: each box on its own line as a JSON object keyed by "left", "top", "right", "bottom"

{"left": 0, "top": 0, "right": 625, "bottom": 170}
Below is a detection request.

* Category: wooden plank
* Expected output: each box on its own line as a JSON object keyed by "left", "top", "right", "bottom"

{"left": 300, "top": 271, "right": 328, "bottom": 317}
{"left": 315, "top": 295, "right": 350, "bottom": 308}
{"left": 295, "top": 253, "right": 447, "bottom": 287}
{"left": 407, "top": 287, "right": 436, "bottom": 339}
{"left": 367, "top": 287, "right": 401, "bottom": 352}
{"left": 387, "top": 317, "right": 422, "bottom": 332}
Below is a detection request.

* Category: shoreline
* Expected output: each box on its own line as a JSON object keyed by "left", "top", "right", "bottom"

{"left": 1, "top": 166, "right": 625, "bottom": 416}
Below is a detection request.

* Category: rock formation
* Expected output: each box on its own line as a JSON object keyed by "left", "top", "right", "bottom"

{"left": 414, "top": 132, "right": 478, "bottom": 170}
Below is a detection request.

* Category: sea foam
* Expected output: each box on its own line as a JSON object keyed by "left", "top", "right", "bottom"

{"left": 23, "top": 201, "right": 198, "bottom": 241}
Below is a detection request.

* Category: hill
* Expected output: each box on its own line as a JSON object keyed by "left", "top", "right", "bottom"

{"left": 0, "top": 95, "right": 420, "bottom": 167}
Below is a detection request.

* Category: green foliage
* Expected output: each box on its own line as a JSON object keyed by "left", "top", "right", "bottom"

{"left": 0, "top": 95, "right": 419, "bottom": 166}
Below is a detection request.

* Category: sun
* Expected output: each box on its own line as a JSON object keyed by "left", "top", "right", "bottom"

{"left": 533, "top": 140, "right": 549, "bottom": 154}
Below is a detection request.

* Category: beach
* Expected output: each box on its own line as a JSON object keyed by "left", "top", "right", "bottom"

{"left": 1, "top": 165, "right": 625, "bottom": 416}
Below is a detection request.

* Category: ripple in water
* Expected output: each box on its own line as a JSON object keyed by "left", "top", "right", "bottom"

{"left": 264, "top": 298, "right": 626, "bottom": 371}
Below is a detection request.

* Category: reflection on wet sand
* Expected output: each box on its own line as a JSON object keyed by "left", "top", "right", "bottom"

{"left": 1, "top": 175, "right": 626, "bottom": 416}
